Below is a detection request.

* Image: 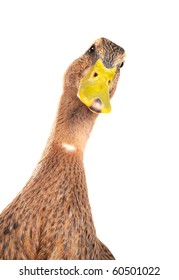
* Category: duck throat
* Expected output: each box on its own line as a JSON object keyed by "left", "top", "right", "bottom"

{"left": 51, "top": 91, "right": 98, "bottom": 154}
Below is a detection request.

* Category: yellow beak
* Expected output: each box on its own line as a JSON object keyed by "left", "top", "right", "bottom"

{"left": 77, "top": 59, "right": 116, "bottom": 113}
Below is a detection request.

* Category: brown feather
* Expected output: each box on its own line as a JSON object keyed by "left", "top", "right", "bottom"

{"left": 0, "top": 38, "right": 125, "bottom": 259}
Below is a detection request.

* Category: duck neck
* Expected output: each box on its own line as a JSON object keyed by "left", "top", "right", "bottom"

{"left": 50, "top": 87, "right": 98, "bottom": 156}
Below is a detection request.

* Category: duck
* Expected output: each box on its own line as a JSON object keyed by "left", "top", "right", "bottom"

{"left": 0, "top": 38, "right": 125, "bottom": 260}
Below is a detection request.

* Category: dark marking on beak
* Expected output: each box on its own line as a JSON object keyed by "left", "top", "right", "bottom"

{"left": 89, "top": 98, "right": 102, "bottom": 113}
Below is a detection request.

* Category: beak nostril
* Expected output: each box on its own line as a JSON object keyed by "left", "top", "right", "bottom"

{"left": 108, "top": 80, "right": 111, "bottom": 84}
{"left": 93, "top": 72, "right": 98, "bottom": 77}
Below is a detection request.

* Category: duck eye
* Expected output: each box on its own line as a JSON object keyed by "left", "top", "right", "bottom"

{"left": 88, "top": 44, "right": 95, "bottom": 53}
{"left": 120, "top": 61, "right": 124, "bottom": 68}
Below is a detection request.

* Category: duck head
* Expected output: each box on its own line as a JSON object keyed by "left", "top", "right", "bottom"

{"left": 64, "top": 38, "right": 125, "bottom": 114}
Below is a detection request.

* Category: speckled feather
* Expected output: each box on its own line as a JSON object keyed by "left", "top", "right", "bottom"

{"left": 0, "top": 38, "right": 125, "bottom": 260}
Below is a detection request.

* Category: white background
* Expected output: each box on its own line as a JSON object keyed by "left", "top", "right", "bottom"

{"left": 0, "top": 0, "right": 179, "bottom": 278}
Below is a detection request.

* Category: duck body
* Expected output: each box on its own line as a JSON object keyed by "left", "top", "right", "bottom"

{"left": 0, "top": 145, "right": 113, "bottom": 259}
{"left": 0, "top": 38, "right": 125, "bottom": 259}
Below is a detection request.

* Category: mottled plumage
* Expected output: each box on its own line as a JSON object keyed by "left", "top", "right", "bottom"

{"left": 0, "top": 38, "right": 125, "bottom": 259}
